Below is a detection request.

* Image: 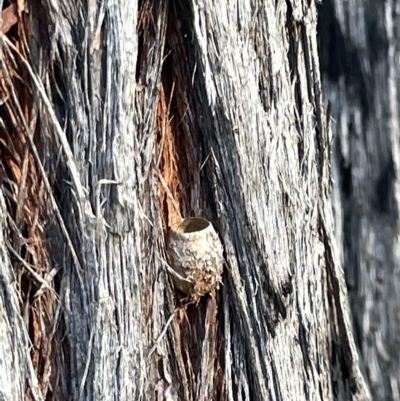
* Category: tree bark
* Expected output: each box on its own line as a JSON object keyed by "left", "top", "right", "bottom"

{"left": 319, "top": 1, "right": 400, "bottom": 400}
{"left": 0, "top": 0, "right": 369, "bottom": 400}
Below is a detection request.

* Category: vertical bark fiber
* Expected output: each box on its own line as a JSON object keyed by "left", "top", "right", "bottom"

{"left": 0, "top": 0, "right": 369, "bottom": 400}
{"left": 319, "top": 1, "right": 400, "bottom": 400}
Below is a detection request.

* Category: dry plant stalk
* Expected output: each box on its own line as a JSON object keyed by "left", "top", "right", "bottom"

{"left": 166, "top": 217, "right": 223, "bottom": 302}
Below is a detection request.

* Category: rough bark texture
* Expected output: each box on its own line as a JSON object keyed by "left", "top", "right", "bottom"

{"left": 0, "top": 0, "right": 370, "bottom": 400}
{"left": 319, "top": 1, "right": 400, "bottom": 400}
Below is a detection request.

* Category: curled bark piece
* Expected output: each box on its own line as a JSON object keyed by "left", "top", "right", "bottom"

{"left": 1, "top": 5, "right": 18, "bottom": 34}
{"left": 166, "top": 217, "right": 223, "bottom": 301}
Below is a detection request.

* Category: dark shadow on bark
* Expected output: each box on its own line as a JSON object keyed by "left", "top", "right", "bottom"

{"left": 317, "top": 0, "right": 371, "bottom": 116}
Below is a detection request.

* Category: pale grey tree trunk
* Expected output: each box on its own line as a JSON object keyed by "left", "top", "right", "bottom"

{"left": 0, "top": 0, "right": 369, "bottom": 400}
{"left": 319, "top": 1, "right": 400, "bottom": 400}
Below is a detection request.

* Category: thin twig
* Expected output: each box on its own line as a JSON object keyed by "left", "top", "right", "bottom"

{"left": 157, "top": 170, "right": 181, "bottom": 216}
{"left": 156, "top": 81, "right": 175, "bottom": 168}
{"left": 7, "top": 240, "right": 59, "bottom": 300}
{"left": 78, "top": 327, "right": 94, "bottom": 401}
{"left": 199, "top": 152, "right": 211, "bottom": 171}
{"left": 147, "top": 299, "right": 193, "bottom": 359}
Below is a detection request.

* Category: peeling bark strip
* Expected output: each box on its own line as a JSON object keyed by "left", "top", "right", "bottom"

{"left": 1, "top": 5, "right": 18, "bottom": 33}
{"left": 0, "top": 1, "right": 369, "bottom": 401}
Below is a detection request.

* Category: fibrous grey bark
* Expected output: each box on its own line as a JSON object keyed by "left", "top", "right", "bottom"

{"left": 0, "top": 0, "right": 369, "bottom": 400}
{"left": 319, "top": 1, "right": 400, "bottom": 400}
{"left": 0, "top": 191, "right": 44, "bottom": 401}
